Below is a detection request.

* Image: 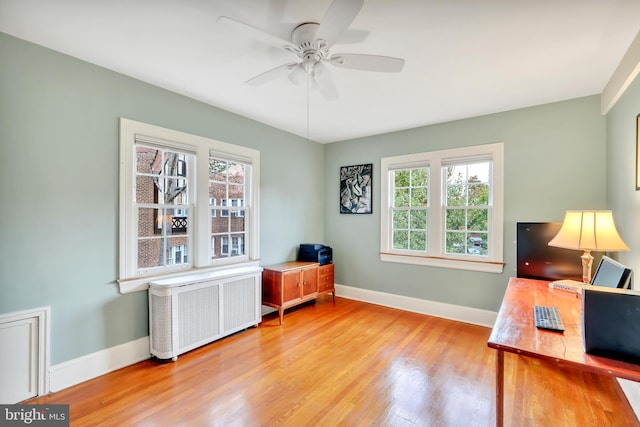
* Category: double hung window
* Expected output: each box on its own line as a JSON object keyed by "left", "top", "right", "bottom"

{"left": 119, "top": 119, "right": 260, "bottom": 292}
{"left": 380, "top": 143, "right": 504, "bottom": 273}
{"left": 209, "top": 160, "right": 247, "bottom": 259}
{"left": 135, "top": 145, "right": 192, "bottom": 270}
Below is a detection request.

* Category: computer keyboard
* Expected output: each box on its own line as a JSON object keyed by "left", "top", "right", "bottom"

{"left": 534, "top": 305, "right": 565, "bottom": 332}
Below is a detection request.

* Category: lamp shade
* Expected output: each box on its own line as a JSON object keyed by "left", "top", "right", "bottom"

{"left": 548, "top": 210, "right": 629, "bottom": 251}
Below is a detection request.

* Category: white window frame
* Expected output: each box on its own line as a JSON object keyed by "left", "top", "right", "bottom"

{"left": 380, "top": 143, "right": 504, "bottom": 273}
{"left": 118, "top": 118, "right": 261, "bottom": 293}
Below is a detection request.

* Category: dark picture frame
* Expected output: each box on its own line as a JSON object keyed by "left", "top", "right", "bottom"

{"left": 636, "top": 114, "right": 640, "bottom": 190}
{"left": 340, "top": 163, "right": 373, "bottom": 214}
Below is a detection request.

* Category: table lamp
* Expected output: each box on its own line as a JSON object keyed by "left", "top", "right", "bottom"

{"left": 548, "top": 210, "right": 629, "bottom": 284}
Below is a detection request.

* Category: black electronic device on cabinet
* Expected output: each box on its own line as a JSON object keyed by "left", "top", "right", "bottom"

{"left": 298, "top": 243, "right": 333, "bottom": 266}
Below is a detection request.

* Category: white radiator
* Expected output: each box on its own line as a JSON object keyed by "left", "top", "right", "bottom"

{"left": 149, "top": 266, "right": 262, "bottom": 360}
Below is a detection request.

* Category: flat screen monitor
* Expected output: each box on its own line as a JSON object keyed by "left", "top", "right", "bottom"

{"left": 590, "top": 255, "right": 632, "bottom": 289}
{"left": 516, "top": 222, "right": 603, "bottom": 282}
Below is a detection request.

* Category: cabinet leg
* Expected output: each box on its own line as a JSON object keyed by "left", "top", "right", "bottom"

{"left": 278, "top": 308, "right": 284, "bottom": 325}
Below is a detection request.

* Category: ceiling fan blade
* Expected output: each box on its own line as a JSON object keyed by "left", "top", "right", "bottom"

{"left": 315, "top": 0, "right": 364, "bottom": 47}
{"left": 329, "top": 54, "right": 405, "bottom": 72}
{"left": 288, "top": 65, "right": 307, "bottom": 86}
{"left": 245, "top": 62, "right": 299, "bottom": 86}
{"left": 313, "top": 62, "right": 339, "bottom": 101}
{"left": 217, "top": 16, "right": 292, "bottom": 49}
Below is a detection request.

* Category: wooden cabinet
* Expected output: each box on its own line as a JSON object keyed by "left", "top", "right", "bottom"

{"left": 262, "top": 261, "right": 335, "bottom": 324}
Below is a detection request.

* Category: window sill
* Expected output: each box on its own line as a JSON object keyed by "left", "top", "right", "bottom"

{"left": 380, "top": 252, "right": 504, "bottom": 273}
{"left": 117, "top": 260, "right": 262, "bottom": 294}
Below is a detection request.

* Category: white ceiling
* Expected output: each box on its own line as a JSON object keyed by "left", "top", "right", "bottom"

{"left": 1, "top": 0, "right": 639, "bottom": 143}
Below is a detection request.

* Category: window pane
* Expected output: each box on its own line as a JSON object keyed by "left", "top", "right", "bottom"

{"left": 229, "top": 162, "right": 245, "bottom": 184}
{"left": 393, "top": 230, "right": 409, "bottom": 250}
{"left": 468, "top": 183, "right": 489, "bottom": 206}
{"left": 468, "top": 162, "right": 490, "bottom": 183}
{"left": 136, "top": 146, "right": 161, "bottom": 174}
{"left": 445, "top": 232, "right": 465, "bottom": 254}
{"left": 409, "top": 210, "right": 427, "bottom": 229}
{"left": 163, "top": 152, "right": 185, "bottom": 177}
{"left": 411, "top": 168, "right": 428, "bottom": 186}
{"left": 468, "top": 234, "right": 487, "bottom": 256}
{"left": 163, "top": 178, "right": 188, "bottom": 204}
{"left": 445, "top": 209, "right": 465, "bottom": 231}
{"left": 210, "top": 183, "right": 227, "bottom": 202}
{"left": 394, "top": 188, "right": 410, "bottom": 207}
{"left": 409, "top": 231, "right": 426, "bottom": 251}
{"left": 164, "top": 208, "right": 188, "bottom": 236}
{"left": 138, "top": 238, "right": 162, "bottom": 269}
{"left": 394, "top": 170, "right": 410, "bottom": 187}
{"left": 166, "top": 237, "right": 188, "bottom": 264}
{"left": 229, "top": 233, "right": 245, "bottom": 257}
{"left": 230, "top": 213, "right": 246, "bottom": 233}
{"left": 229, "top": 184, "right": 244, "bottom": 200}
{"left": 446, "top": 165, "right": 467, "bottom": 184}
{"left": 447, "top": 184, "right": 466, "bottom": 206}
{"left": 211, "top": 214, "right": 230, "bottom": 233}
{"left": 393, "top": 210, "right": 409, "bottom": 229}
{"left": 411, "top": 187, "right": 428, "bottom": 207}
{"left": 209, "top": 159, "right": 228, "bottom": 181}
{"left": 138, "top": 208, "right": 157, "bottom": 237}
{"left": 135, "top": 176, "right": 157, "bottom": 203}
{"left": 468, "top": 208, "right": 488, "bottom": 231}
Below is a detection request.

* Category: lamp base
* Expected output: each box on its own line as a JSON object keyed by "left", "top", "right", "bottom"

{"left": 581, "top": 250, "right": 594, "bottom": 284}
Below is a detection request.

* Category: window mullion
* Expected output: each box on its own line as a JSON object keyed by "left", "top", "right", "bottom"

{"left": 194, "top": 146, "right": 210, "bottom": 267}
{"left": 429, "top": 158, "right": 443, "bottom": 256}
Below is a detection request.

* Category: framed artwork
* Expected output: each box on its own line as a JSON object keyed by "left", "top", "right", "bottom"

{"left": 340, "top": 163, "right": 372, "bottom": 214}
{"left": 636, "top": 114, "right": 640, "bottom": 190}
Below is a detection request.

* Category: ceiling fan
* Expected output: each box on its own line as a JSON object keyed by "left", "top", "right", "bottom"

{"left": 217, "top": 0, "right": 405, "bottom": 100}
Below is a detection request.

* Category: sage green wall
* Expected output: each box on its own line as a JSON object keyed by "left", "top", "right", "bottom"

{"left": 606, "top": 73, "right": 640, "bottom": 280}
{"left": 324, "top": 96, "right": 607, "bottom": 311}
{"left": 0, "top": 33, "right": 324, "bottom": 365}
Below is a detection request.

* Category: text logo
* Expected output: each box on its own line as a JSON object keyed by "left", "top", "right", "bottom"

{"left": 0, "top": 405, "right": 69, "bottom": 426}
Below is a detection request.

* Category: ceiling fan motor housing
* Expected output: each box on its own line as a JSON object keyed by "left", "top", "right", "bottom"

{"left": 291, "top": 23, "right": 328, "bottom": 73}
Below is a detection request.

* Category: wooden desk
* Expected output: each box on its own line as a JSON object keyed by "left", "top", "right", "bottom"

{"left": 488, "top": 277, "right": 640, "bottom": 427}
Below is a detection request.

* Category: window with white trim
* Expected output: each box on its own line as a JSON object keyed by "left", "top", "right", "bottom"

{"left": 209, "top": 160, "right": 247, "bottom": 258}
{"left": 380, "top": 143, "right": 504, "bottom": 273}
{"left": 119, "top": 119, "right": 260, "bottom": 292}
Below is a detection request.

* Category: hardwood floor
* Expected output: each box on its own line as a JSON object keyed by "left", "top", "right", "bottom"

{"left": 27, "top": 296, "right": 639, "bottom": 426}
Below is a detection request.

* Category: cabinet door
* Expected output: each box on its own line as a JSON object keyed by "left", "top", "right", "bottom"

{"left": 282, "top": 270, "right": 301, "bottom": 303}
{"left": 301, "top": 267, "right": 318, "bottom": 297}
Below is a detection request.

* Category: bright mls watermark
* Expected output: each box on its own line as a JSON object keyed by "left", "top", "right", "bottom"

{"left": 0, "top": 405, "right": 69, "bottom": 426}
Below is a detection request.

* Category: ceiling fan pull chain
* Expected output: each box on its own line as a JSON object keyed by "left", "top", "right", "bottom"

{"left": 306, "top": 72, "right": 310, "bottom": 141}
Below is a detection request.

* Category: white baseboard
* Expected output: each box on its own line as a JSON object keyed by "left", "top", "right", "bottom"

{"left": 334, "top": 283, "right": 498, "bottom": 327}
{"left": 49, "top": 336, "right": 150, "bottom": 393}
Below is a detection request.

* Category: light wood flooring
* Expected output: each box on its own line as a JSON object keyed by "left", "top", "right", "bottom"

{"left": 27, "top": 295, "right": 639, "bottom": 426}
